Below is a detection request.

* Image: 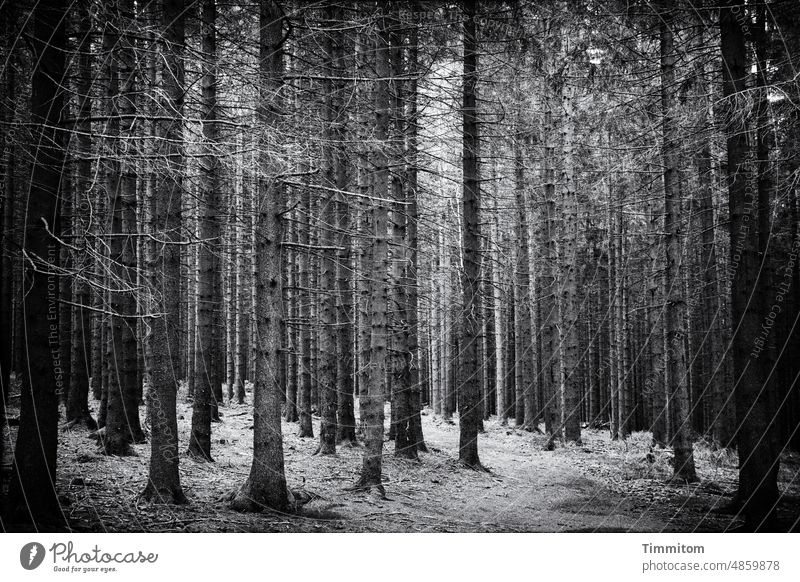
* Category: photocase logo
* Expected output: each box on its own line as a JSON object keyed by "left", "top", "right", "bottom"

{"left": 20, "top": 542, "right": 46, "bottom": 570}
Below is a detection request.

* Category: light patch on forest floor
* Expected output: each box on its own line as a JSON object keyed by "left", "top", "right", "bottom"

{"left": 5, "top": 387, "right": 800, "bottom": 532}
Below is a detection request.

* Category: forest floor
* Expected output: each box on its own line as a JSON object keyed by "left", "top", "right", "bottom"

{"left": 4, "top": 383, "right": 800, "bottom": 532}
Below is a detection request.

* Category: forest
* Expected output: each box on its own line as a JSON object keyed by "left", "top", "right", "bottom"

{"left": 1, "top": 0, "right": 799, "bottom": 534}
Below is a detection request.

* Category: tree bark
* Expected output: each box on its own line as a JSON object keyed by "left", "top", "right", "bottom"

{"left": 4, "top": 0, "right": 67, "bottom": 526}
{"left": 141, "top": 0, "right": 187, "bottom": 503}
{"left": 405, "top": 24, "right": 426, "bottom": 453}
{"left": 231, "top": 0, "right": 291, "bottom": 514}
{"left": 458, "top": 0, "right": 484, "bottom": 470}
{"left": 660, "top": 6, "right": 697, "bottom": 483}
{"left": 355, "top": 2, "right": 391, "bottom": 495}
{"left": 316, "top": 0, "right": 343, "bottom": 456}
{"left": 719, "top": 0, "right": 780, "bottom": 530}
{"left": 99, "top": 0, "right": 143, "bottom": 455}
{"left": 559, "top": 68, "right": 581, "bottom": 443}
{"left": 514, "top": 136, "right": 534, "bottom": 430}
{"left": 66, "top": 0, "right": 97, "bottom": 430}
{"left": 189, "top": 0, "right": 222, "bottom": 461}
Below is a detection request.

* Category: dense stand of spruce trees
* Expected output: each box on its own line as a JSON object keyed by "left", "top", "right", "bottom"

{"left": 1, "top": 0, "right": 798, "bottom": 531}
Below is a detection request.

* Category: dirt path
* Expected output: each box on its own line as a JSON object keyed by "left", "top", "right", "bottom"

{"left": 36, "top": 395, "right": 797, "bottom": 533}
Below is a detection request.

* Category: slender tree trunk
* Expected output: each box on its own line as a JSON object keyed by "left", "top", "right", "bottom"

{"left": 231, "top": 0, "right": 290, "bottom": 514}
{"left": 185, "top": 213, "right": 197, "bottom": 400}
{"left": 514, "top": 137, "right": 534, "bottom": 431}
{"left": 297, "top": 174, "right": 314, "bottom": 438}
{"left": 606, "top": 147, "right": 619, "bottom": 440}
{"left": 225, "top": 164, "right": 237, "bottom": 402}
{"left": 67, "top": 0, "right": 96, "bottom": 430}
{"left": 356, "top": 2, "right": 391, "bottom": 495}
{"left": 99, "top": 0, "right": 143, "bottom": 455}
{"left": 189, "top": 0, "right": 222, "bottom": 460}
{"left": 141, "top": 0, "right": 187, "bottom": 503}
{"left": 316, "top": 1, "right": 342, "bottom": 456}
{"left": 540, "top": 66, "right": 560, "bottom": 438}
{"left": 458, "top": 0, "right": 483, "bottom": 470}
{"left": 661, "top": 7, "right": 696, "bottom": 483}
{"left": 285, "top": 206, "right": 299, "bottom": 422}
{"left": 0, "top": 2, "right": 15, "bottom": 454}
{"left": 335, "top": 41, "right": 356, "bottom": 445}
{"left": 614, "top": 196, "right": 628, "bottom": 439}
{"left": 234, "top": 177, "right": 249, "bottom": 405}
{"left": 695, "top": 33, "right": 733, "bottom": 446}
{"left": 405, "top": 25, "right": 426, "bottom": 453}
{"left": 559, "top": 69, "right": 581, "bottom": 443}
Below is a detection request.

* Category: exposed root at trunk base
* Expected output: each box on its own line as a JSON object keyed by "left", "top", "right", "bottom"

{"left": 62, "top": 415, "right": 98, "bottom": 432}
{"left": 345, "top": 479, "right": 387, "bottom": 499}
{"left": 228, "top": 482, "right": 297, "bottom": 514}
{"left": 140, "top": 483, "right": 188, "bottom": 505}
{"left": 460, "top": 459, "right": 489, "bottom": 472}
{"left": 91, "top": 427, "right": 135, "bottom": 456}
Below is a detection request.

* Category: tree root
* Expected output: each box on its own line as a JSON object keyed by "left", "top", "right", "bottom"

{"left": 460, "top": 459, "right": 489, "bottom": 472}
{"left": 140, "top": 483, "right": 188, "bottom": 505}
{"left": 345, "top": 479, "right": 387, "bottom": 499}
{"left": 62, "top": 415, "right": 98, "bottom": 432}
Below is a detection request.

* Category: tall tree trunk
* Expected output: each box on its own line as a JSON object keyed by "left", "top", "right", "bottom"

{"left": 614, "top": 196, "right": 628, "bottom": 439}
{"left": 405, "top": 24, "right": 426, "bottom": 453}
{"left": 316, "top": 0, "right": 342, "bottom": 456}
{"left": 100, "top": 0, "right": 143, "bottom": 455}
{"left": 185, "top": 212, "right": 197, "bottom": 400}
{"left": 388, "top": 15, "right": 416, "bottom": 459}
{"left": 141, "top": 0, "right": 186, "bottom": 503}
{"left": 719, "top": 0, "right": 780, "bottom": 530}
{"left": 234, "top": 177, "right": 249, "bottom": 405}
{"left": 458, "top": 0, "right": 483, "bottom": 470}
{"left": 184, "top": 0, "right": 219, "bottom": 461}
{"left": 540, "top": 65, "right": 560, "bottom": 438}
{"left": 189, "top": 0, "right": 222, "bottom": 460}
{"left": 66, "top": 0, "right": 96, "bottom": 430}
{"left": 356, "top": 1, "right": 391, "bottom": 495}
{"left": 441, "top": 219, "right": 454, "bottom": 421}
{"left": 606, "top": 144, "right": 619, "bottom": 440}
{"left": 297, "top": 175, "right": 314, "bottom": 438}
{"left": 492, "top": 196, "right": 507, "bottom": 424}
{"left": 231, "top": 0, "right": 290, "bottom": 514}
{"left": 514, "top": 136, "right": 534, "bottom": 431}
{"left": 4, "top": 0, "right": 67, "bottom": 526}
{"left": 559, "top": 68, "right": 581, "bottom": 443}
{"left": 694, "top": 23, "right": 733, "bottom": 447}
{"left": 0, "top": 1, "right": 15, "bottom": 455}
{"left": 660, "top": 6, "right": 696, "bottom": 483}
{"left": 335, "top": 30, "right": 356, "bottom": 447}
